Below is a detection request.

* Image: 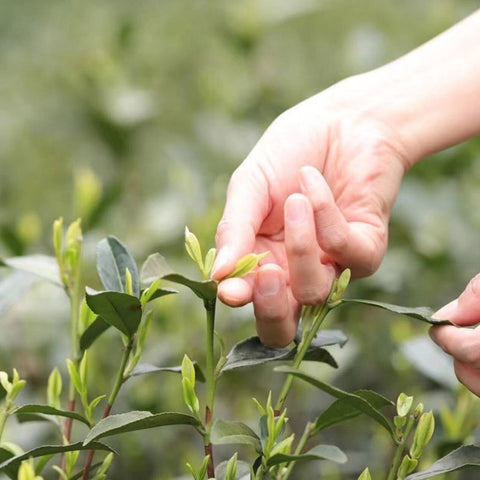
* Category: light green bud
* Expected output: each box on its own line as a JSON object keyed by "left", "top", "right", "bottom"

{"left": 410, "top": 411, "right": 435, "bottom": 459}
{"left": 185, "top": 227, "right": 204, "bottom": 272}
{"left": 357, "top": 467, "right": 372, "bottom": 480}
{"left": 224, "top": 453, "right": 238, "bottom": 480}
{"left": 74, "top": 168, "right": 102, "bottom": 222}
{"left": 203, "top": 248, "right": 217, "bottom": 279}
{"left": 396, "top": 393, "right": 414, "bottom": 417}
{"left": 0, "top": 371, "right": 12, "bottom": 395}
{"left": 397, "top": 455, "right": 418, "bottom": 479}
{"left": 226, "top": 251, "right": 269, "bottom": 279}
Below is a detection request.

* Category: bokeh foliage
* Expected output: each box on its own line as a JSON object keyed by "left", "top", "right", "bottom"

{"left": 1, "top": 0, "right": 480, "bottom": 478}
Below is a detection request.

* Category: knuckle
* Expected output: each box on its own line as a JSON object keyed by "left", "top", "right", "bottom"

{"left": 286, "top": 233, "right": 315, "bottom": 257}
{"left": 460, "top": 340, "right": 480, "bottom": 368}
{"left": 293, "top": 285, "right": 328, "bottom": 305}
{"left": 467, "top": 274, "right": 480, "bottom": 299}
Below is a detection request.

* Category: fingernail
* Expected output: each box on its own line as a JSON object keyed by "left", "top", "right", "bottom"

{"left": 285, "top": 194, "right": 309, "bottom": 224}
{"left": 211, "top": 246, "right": 231, "bottom": 279}
{"left": 257, "top": 268, "right": 280, "bottom": 297}
{"left": 432, "top": 299, "right": 458, "bottom": 320}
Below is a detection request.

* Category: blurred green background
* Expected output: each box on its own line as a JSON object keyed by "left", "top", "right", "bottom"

{"left": 1, "top": 1, "right": 480, "bottom": 479}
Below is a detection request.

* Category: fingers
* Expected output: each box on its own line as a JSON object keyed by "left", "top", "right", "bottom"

{"left": 212, "top": 164, "right": 270, "bottom": 280}
{"left": 300, "top": 166, "right": 385, "bottom": 277}
{"left": 430, "top": 325, "right": 480, "bottom": 367}
{"left": 453, "top": 361, "right": 480, "bottom": 398}
{"left": 253, "top": 264, "right": 300, "bottom": 347}
{"left": 217, "top": 277, "right": 253, "bottom": 307}
{"left": 284, "top": 193, "right": 336, "bottom": 304}
{"left": 433, "top": 274, "right": 480, "bottom": 325}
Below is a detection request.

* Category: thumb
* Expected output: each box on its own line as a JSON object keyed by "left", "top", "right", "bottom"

{"left": 433, "top": 274, "right": 480, "bottom": 326}
{"left": 212, "top": 164, "right": 270, "bottom": 280}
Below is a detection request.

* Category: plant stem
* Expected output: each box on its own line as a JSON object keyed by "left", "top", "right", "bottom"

{"left": 275, "top": 303, "right": 329, "bottom": 413}
{"left": 0, "top": 400, "right": 12, "bottom": 442}
{"left": 386, "top": 415, "right": 416, "bottom": 480}
{"left": 81, "top": 339, "right": 133, "bottom": 480}
{"left": 280, "top": 422, "right": 315, "bottom": 480}
{"left": 203, "top": 299, "right": 217, "bottom": 479}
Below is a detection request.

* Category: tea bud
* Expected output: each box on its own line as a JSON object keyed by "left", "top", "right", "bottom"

{"left": 357, "top": 468, "right": 372, "bottom": 480}
{"left": 396, "top": 393, "right": 414, "bottom": 417}
{"left": 226, "top": 251, "right": 269, "bottom": 279}
{"left": 397, "top": 455, "right": 418, "bottom": 479}
{"left": 410, "top": 411, "right": 435, "bottom": 459}
{"left": 47, "top": 368, "right": 62, "bottom": 408}
{"left": 224, "top": 453, "right": 238, "bottom": 480}
{"left": 185, "top": 227, "right": 204, "bottom": 272}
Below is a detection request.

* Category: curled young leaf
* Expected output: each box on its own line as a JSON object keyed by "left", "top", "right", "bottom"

{"left": 226, "top": 252, "right": 269, "bottom": 279}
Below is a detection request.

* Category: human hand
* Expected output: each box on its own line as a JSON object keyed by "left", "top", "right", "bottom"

{"left": 212, "top": 77, "right": 410, "bottom": 347}
{"left": 430, "top": 275, "right": 480, "bottom": 397}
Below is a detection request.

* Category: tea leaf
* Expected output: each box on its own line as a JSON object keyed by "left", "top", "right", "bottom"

{"left": 405, "top": 444, "right": 480, "bottom": 479}
{"left": 86, "top": 291, "right": 142, "bottom": 337}
{"left": 80, "top": 317, "right": 111, "bottom": 351}
{"left": 313, "top": 390, "right": 393, "bottom": 434}
{"left": 97, "top": 236, "right": 140, "bottom": 297}
{"left": 211, "top": 419, "right": 262, "bottom": 453}
{"left": 130, "top": 362, "right": 206, "bottom": 383}
{"left": 341, "top": 299, "right": 452, "bottom": 325}
{"left": 139, "top": 253, "right": 217, "bottom": 300}
{"left": 14, "top": 405, "right": 90, "bottom": 426}
{"left": 275, "top": 367, "right": 395, "bottom": 439}
{"left": 221, "top": 336, "right": 338, "bottom": 372}
{"left": 226, "top": 252, "right": 269, "bottom": 279}
{"left": 0, "top": 444, "right": 23, "bottom": 480}
{"left": 0, "top": 255, "right": 62, "bottom": 286}
{"left": 266, "top": 444, "right": 347, "bottom": 467}
{"left": 83, "top": 411, "right": 203, "bottom": 445}
{"left": 162, "top": 274, "right": 217, "bottom": 301}
{"left": 0, "top": 442, "right": 116, "bottom": 473}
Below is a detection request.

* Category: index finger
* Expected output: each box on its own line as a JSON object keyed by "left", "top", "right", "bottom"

{"left": 212, "top": 162, "right": 270, "bottom": 280}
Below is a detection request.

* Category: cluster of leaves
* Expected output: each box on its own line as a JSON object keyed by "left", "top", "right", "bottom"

{"left": 1, "top": 222, "right": 480, "bottom": 479}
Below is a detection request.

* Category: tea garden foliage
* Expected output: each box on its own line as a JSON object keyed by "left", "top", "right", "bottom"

{"left": 1, "top": 0, "right": 480, "bottom": 478}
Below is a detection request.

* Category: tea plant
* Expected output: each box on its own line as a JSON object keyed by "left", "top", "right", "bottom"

{"left": 0, "top": 219, "right": 480, "bottom": 479}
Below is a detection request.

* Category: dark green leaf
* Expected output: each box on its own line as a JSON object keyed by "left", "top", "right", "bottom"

{"left": 211, "top": 419, "right": 262, "bottom": 453}
{"left": 0, "top": 445, "right": 20, "bottom": 479}
{"left": 97, "top": 236, "right": 139, "bottom": 297}
{"left": 405, "top": 445, "right": 480, "bottom": 479}
{"left": 162, "top": 273, "right": 217, "bottom": 301}
{"left": 130, "top": 362, "right": 206, "bottom": 383}
{"left": 142, "top": 287, "right": 178, "bottom": 303}
{"left": 86, "top": 291, "right": 142, "bottom": 337}
{"left": 215, "top": 459, "right": 251, "bottom": 480}
{"left": 0, "top": 271, "right": 37, "bottom": 316}
{"left": 0, "top": 255, "right": 62, "bottom": 286}
{"left": 14, "top": 404, "right": 90, "bottom": 426}
{"left": 275, "top": 367, "right": 395, "bottom": 439}
{"left": 0, "top": 442, "right": 116, "bottom": 472}
{"left": 266, "top": 444, "right": 347, "bottom": 467}
{"left": 80, "top": 316, "right": 111, "bottom": 350}
{"left": 139, "top": 253, "right": 217, "bottom": 301}
{"left": 341, "top": 299, "right": 452, "bottom": 325}
{"left": 222, "top": 336, "right": 337, "bottom": 372}
{"left": 83, "top": 411, "right": 202, "bottom": 445}
{"left": 313, "top": 390, "right": 393, "bottom": 434}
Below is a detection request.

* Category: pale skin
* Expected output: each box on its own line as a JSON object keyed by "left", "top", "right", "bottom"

{"left": 212, "top": 10, "right": 480, "bottom": 391}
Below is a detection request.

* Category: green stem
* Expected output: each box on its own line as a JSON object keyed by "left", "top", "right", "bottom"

{"left": 0, "top": 400, "right": 12, "bottom": 442}
{"left": 82, "top": 338, "right": 133, "bottom": 480}
{"left": 203, "top": 299, "right": 217, "bottom": 479}
{"left": 275, "top": 303, "right": 330, "bottom": 412}
{"left": 386, "top": 415, "right": 416, "bottom": 480}
{"left": 280, "top": 422, "right": 315, "bottom": 480}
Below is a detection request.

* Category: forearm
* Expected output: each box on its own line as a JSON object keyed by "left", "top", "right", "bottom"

{"left": 349, "top": 8, "right": 480, "bottom": 166}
